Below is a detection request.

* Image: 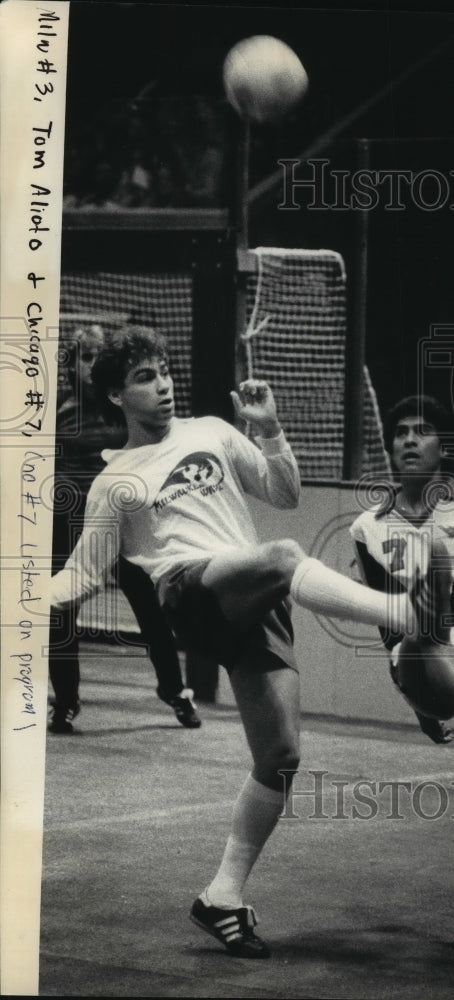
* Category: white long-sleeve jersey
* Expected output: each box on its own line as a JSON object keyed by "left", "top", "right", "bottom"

{"left": 51, "top": 416, "right": 301, "bottom": 609}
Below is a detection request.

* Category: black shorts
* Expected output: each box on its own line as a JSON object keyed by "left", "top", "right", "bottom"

{"left": 161, "top": 559, "right": 298, "bottom": 675}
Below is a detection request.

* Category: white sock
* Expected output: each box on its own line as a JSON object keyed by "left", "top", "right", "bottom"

{"left": 205, "top": 774, "right": 285, "bottom": 910}
{"left": 177, "top": 688, "right": 195, "bottom": 700}
{"left": 290, "top": 557, "right": 416, "bottom": 634}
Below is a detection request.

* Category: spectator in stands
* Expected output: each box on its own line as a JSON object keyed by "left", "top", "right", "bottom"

{"left": 62, "top": 96, "right": 227, "bottom": 210}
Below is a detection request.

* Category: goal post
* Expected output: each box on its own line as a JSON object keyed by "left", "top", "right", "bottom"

{"left": 231, "top": 129, "right": 389, "bottom": 482}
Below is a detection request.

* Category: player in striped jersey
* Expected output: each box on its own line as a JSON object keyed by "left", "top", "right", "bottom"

{"left": 350, "top": 395, "right": 454, "bottom": 743}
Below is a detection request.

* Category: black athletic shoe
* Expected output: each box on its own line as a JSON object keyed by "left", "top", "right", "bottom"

{"left": 415, "top": 712, "right": 453, "bottom": 745}
{"left": 389, "top": 659, "right": 453, "bottom": 744}
{"left": 170, "top": 689, "right": 202, "bottom": 729}
{"left": 48, "top": 702, "right": 80, "bottom": 734}
{"left": 190, "top": 895, "right": 271, "bottom": 958}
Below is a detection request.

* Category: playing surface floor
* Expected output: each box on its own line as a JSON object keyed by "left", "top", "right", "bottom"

{"left": 39, "top": 641, "right": 454, "bottom": 998}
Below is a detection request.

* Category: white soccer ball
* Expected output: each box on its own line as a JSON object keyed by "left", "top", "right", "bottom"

{"left": 223, "top": 35, "right": 309, "bottom": 124}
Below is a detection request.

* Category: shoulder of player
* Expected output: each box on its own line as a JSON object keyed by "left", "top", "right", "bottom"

{"left": 87, "top": 447, "right": 147, "bottom": 493}
{"left": 350, "top": 505, "right": 387, "bottom": 535}
{"left": 432, "top": 482, "right": 454, "bottom": 533}
{"left": 184, "top": 414, "right": 236, "bottom": 442}
{"left": 191, "top": 415, "right": 229, "bottom": 430}
{"left": 85, "top": 457, "right": 153, "bottom": 516}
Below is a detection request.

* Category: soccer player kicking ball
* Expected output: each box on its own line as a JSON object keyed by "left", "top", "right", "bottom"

{"left": 50, "top": 326, "right": 417, "bottom": 958}
{"left": 350, "top": 395, "right": 454, "bottom": 744}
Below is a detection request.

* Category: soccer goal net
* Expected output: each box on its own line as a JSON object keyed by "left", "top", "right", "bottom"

{"left": 242, "top": 247, "right": 390, "bottom": 479}
{"left": 59, "top": 271, "right": 193, "bottom": 416}
{"left": 59, "top": 246, "right": 389, "bottom": 480}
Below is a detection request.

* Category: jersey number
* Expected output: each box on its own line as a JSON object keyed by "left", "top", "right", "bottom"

{"left": 382, "top": 537, "right": 407, "bottom": 572}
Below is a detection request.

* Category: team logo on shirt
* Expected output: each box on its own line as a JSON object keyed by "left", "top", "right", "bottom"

{"left": 153, "top": 452, "right": 224, "bottom": 510}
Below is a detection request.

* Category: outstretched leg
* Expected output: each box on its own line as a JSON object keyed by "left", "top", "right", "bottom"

{"left": 201, "top": 539, "right": 416, "bottom": 635}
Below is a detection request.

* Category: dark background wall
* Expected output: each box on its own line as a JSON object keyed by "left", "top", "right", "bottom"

{"left": 63, "top": 1, "right": 454, "bottom": 422}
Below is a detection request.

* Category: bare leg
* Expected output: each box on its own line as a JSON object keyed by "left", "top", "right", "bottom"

{"left": 202, "top": 539, "right": 416, "bottom": 634}
{"left": 204, "top": 663, "right": 300, "bottom": 911}
{"left": 229, "top": 660, "right": 300, "bottom": 789}
{"left": 201, "top": 538, "right": 303, "bottom": 627}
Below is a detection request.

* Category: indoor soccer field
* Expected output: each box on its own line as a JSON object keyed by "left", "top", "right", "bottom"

{"left": 39, "top": 640, "right": 454, "bottom": 998}
{"left": 4, "top": 4, "right": 454, "bottom": 998}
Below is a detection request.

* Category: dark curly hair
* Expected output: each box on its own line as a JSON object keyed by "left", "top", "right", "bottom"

{"left": 91, "top": 324, "right": 169, "bottom": 425}
{"left": 374, "top": 394, "right": 453, "bottom": 518}
{"left": 383, "top": 395, "right": 451, "bottom": 454}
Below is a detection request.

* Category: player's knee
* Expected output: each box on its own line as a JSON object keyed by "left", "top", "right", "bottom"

{"left": 282, "top": 744, "right": 300, "bottom": 772}
{"left": 264, "top": 740, "right": 300, "bottom": 776}
{"left": 277, "top": 751, "right": 300, "bottom": 781}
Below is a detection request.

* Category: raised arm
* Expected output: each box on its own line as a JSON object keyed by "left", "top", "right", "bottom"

{"left": 227, "top": 379, "right": 301, "bottom": 508}
{"left": 230, "top": 379, "right": 282, "bottom": 440}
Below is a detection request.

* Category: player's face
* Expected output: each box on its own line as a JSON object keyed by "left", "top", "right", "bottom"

{"left": 113, "top": 355, "right": 174, "bottom": 430}
{"left": 392, "top": 416, "right": 443, "bottom": 476}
